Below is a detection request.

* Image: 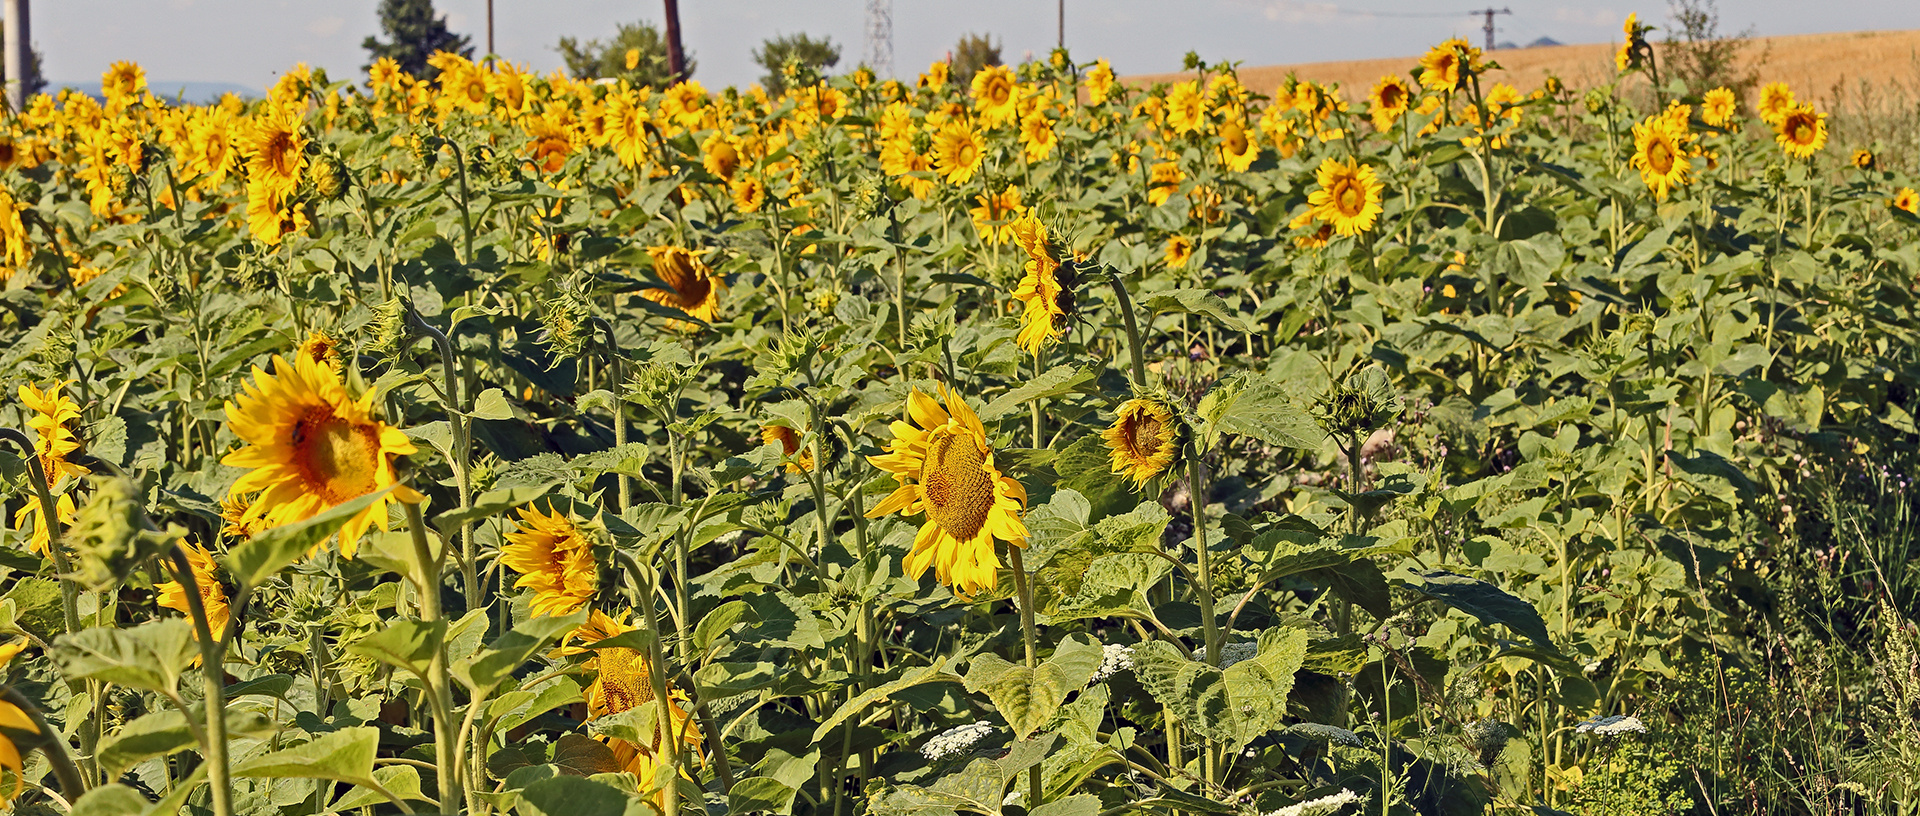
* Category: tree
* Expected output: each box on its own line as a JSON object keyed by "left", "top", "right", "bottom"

{"left": 950, "top": 32, "right": 1002, "bottom": 87}
{"left": 362, "top": 0, "right": 472, "bottom": 81}
{"left": 1661, "top": 0, "right": 1760, "bottom": 98}
{"left": 556, "top": 20, "right": 693, "bottom": 89}
{"left": 753, "top": 33, "right": 840, "bottom": 94}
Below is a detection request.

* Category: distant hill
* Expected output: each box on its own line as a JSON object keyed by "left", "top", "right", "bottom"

{"left": 52, "top": 80, "right": 260, "bottom": 105}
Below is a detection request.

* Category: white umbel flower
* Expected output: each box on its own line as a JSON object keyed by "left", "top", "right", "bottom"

{"left": 1574, "top": 714, "right": 1647, "bottom": 738}
{"left": 922, "top": 721, "right": 997, "bottom": 760}
{"left": 1265, "top": 788, "right": 1366, "bottom": 816}
{"left": 1091, "top": 643, "right": 1135, "bottom": 683}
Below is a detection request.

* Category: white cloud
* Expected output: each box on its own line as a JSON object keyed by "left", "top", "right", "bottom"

{"left": 306, "top": 16, "right": 345, "bottom": 37}
{"left": 1251, "top": 1, "right": 1341, "bottom": 24}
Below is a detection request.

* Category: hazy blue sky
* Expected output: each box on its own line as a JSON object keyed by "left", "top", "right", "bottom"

{"left": 33, "top": 0, "right": 1920, "bottom": 92}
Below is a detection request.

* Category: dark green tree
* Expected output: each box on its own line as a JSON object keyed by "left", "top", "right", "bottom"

{"left": 752, "top": 33, "right": 840, "bottom": 93}
{"left": 361, "top": 0, "right": 472, "bottom": 82}
{"left": 950, "top": 32, "right": 1002, "bottom": 87}
{"left": 556, "top": 20, "right": 693, "bottom": 89}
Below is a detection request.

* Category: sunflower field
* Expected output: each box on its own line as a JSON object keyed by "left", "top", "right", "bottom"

{"left": 1, "top": 15, "right": 1918, "bottom": 816}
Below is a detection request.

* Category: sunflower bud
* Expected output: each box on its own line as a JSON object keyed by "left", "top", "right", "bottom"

{"left": 1582, "top": 90, "right": 1607, "bottom": 115}
{"left": 366, "top": 297, "right": 411, "bottom": 357}
{"left": 1103, "top": 391, "right": 1188, "bottom": 488}
{"left": 68, "top": 476, "right": 185, "bottom": 591}
{"left": 233, "top": 252, "right": 278, "bottom": 293}
{"left": 36, "top": 317, "right": 76, "bottom": 371}
{"left": 538, "top": 292, "right": 592, "bottom": 360}
{"left": 626, "top": 361, "right": 694, "bottom": 415}
{"left": 309, "top": 154, "right": 351, "bottom": 201}
{"left": 849, "top": 173, "right": 887, "bottom": 219}
{"left": 1312, "top": 368, "right": 1401, "bottom": 443}
{"left": 809, "top": 287, "right": 841, "bottom": 314}
{"left": 1543, "top": 75, "right": 1564, "bottom": 97}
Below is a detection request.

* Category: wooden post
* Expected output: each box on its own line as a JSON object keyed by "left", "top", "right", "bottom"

{"left": 662, "top": 0, "right": 685, "bottom": 82}
{"left": 486, "top": 0, "right": 495, "bottom": 56}
{"left": 3, "top": 0, "right": 27, "bottom": 113}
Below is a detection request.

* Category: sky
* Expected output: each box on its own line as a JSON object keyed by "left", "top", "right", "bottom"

{"left": 31, "top": 0, "right": 1920, "bottom": 93}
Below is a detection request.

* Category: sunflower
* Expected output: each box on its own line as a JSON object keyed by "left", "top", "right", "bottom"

{"left": 1893, "top": 188, "right": 1920, "bottom": 214}
{"left": 605, "top": 89, "right": 652, "bottom": 170}
{"left": 1368, "top": 75, "right": 1410, "bottom": 131}
{"left": 102, "top": 60, "right": 147, "bottom": 102}
{"left": 865, "top": 384, "right": 1029, "bottom": 599}
{"left": 156, "top": 541, "right": 231, "bottom": 638}
{"left": 1217, "top": 118, "right": 1258, "bottom": 173}
{"left": 1018, "top": 111, "right": 1057, "bottom": 163}
{"left": 298, "top": 329, "right": 342, "bottom": 370}
{"left": 1306, "top": 157, "right": 1385, "bottom": 237}
{"left": 1631, "top": 115, "right": 1692, "bottom": 200}
{"left": 221, "top": 494, "right": 264, "bottom": 541}
{"left": 1166, "top": 80, "right": 1207, "bottom": 135}
{"left": 931, "top": 121, "right": 985, "bottom": 185}
{"left": 1757, "top": 82, "right": 1795, "bottom": 125}
{"left": 971, "top": 65, "right": 1019, "bottom": 128}
{"left": 12, "top": 492, "right": 76, "bottom": 556}
{"left": 187, "top": 109, "right": 239, "bottom": 192}
{"left": 19, "top": 381, "right": 88, "bottom": 486}
{"left": 1147, "top": 160, "right": 1184, "bottom": 206}
{"left": 1157, "top": 234, "right": 1195, "bottom": 270}
{"left": 1087, "top": 59, "right": 1116, "bottom": 105}
{"left": 699, "top": 132, "right": 742, "bottom": 181}
{"left": 1852, "top": 149, "right": 1876, "bottom": 171}
{"left": 1701, "top": 87, "right": 1737, "bottom": 127}
{"left": 760, "top": 425, "right": 815, "bottom": 473}
{"left": 243, "top": 104, "right": 306, "bottom": 205}
{"left": 968, "top": 185, "right": 1025, "bottom": 246}
{"left": 882, "top": 139, "right": 938, "bottom": 199}
{"left": 641, "top": 246, "right": 725, "bottom": 326}
{"left": 1774, "top": 104, "right": 1826, "bottom": 159}
{"left": 501, "top": 504, "right": 598, "bottom": 618}
{"left": 1419, "top": 38, "right": 1476, "bottom": 92}
{"left": 0, "top": 638, "right": 37, "bottom": 808}
{"left": 1104, "top": 397, "right": 1182, "bottom": 486}
{"left": 245, "top": 178, "right": 309, "bottom": 246}
{"left": 222, "top": 353, "right": 418, "bottom": 559}
{"left": 920, "top": 61, "right": 951, "bottom": 91}
{"left": 559, "top": 611, "right": 703, "bottom": 774}
{"left": 1010, "top": 214, "right": 1070, "bottom": 355}
{"left": 660, "top": 80, "right": 708, "bottom": 130}
{"left": 731, "top": 176, "right": 767, "bottom": 212}
{"left": 524, "top": 115, "right": 574, "bottom": 175}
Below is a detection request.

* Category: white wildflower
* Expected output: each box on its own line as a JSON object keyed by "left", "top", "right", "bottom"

{"left": 922, "top": 721, "right": 996, "bottom": 760}
{"left": 1191, "top": 640, "right": 1259, "bottom": 669}
{"left": 1091, "top": 643, "right": 1135, "bottom": 683}
{"left": 1265, "top": 788, "right": 1366, "bottom": 816}
{"left": 1574, "top": 714, "right": 1647, "bottom": 738}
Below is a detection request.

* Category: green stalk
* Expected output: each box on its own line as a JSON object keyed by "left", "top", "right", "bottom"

{"left": 1007, "top": 545, "right": 1044, "bottom": 808}
{"left": 167, "top": 546, "right": 233, "bottom": 816}
{"left": 406, "top": 307, "right": 478, "bottom": 612}
{"left": 403, "top": 501, "right": 460, "bottom": 816}
{"left": 1105, "top": 271, "right": 1148, "bottom": 385}
{"left": 633, "top": 569, "right": 684, "bottom": 816}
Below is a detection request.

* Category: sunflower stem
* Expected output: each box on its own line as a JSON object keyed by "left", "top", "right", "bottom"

{"left": 403, "top": 500, "right": 460, "bottom": 816}
{"left": 1007, "top": 545, "right": 1045, "bottom": 808}
{"left": 1105, "top": 271, "right": 1148, "bottom": 386}
{"left": 405, "top": 306, "right": 478, "bottom": 613}
{"left": 3, "top": 684, "right": 86, "bottom": 800}
{"left": 634, "top": 568, "right": 685, "bottom": 816}
{"left": 595, "top": 317, "right": 629, "bottom": 512}
{"left": 168, "top": 545, "right": 233, "bottom": 816}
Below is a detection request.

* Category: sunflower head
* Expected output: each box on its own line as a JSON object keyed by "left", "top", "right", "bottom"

{"left": 1165, "top": 235, "right": 1194, "bottom": 269}
{"left": 1630, "top": 115, "right": 1693, "bottom": 200}
{"left": 1009, "top": 214, "right": 1082, "bottom": 356}
{"left": 1758, "top": 82, "right": 1796, "bottom": 124}
{"left": 502, "top": 503, "right": 600, "bottom": 618}
{"left": 298, "top": 329, "right": 343, "bottom": 370}
{"left": 865, "top": 384, "right": 1029, "bottom": 599}
{"left": 1701, "top": 87, "right": 1738, "bottom": 127}
{"left": 760, "top": 424, "right": 817, "bottom": 473}
{"left": 641, "top": 245, "right": 725, "bottom": 327}
{"left": 156, "top": 540, "right": 231, "bottom": 638}
{"left": 1774, "top": 104, "right": 1827, "bottom": 159}
{"left": 1852, "top": 148, "right": 1876, "bottom": 171}
{"left": 1104, "top": 394, "right": 1187, "bottom": 487}
{"left": 1892, "top": 188, "right": 1919, "bottom": 215}
{"left": 1305, "top": 157, "right": 1385, "bottom": 237}
{"left": 931, "top": 121, "right": 985, "bottom": 185}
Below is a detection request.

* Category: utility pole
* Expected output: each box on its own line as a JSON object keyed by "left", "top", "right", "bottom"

{"left": 1470, "top": 7, "right": 1511, "bottom": 52}
{"left": 486, "top": 0, "right": 494, "bottom": 55}
{"left": 3, "top": 0, "right": 27, "bottom": 112}
{"left": 1057, "top": 0, "right": 1064, "bottom": 49}
{"left": 864, "top": 0, "right": 892, "bottom": 77}
{"left": 662, "top": 0, "right": 686, "bottom": 82}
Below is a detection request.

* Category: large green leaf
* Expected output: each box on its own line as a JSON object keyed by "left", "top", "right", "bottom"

{"left": 455, "top": 608, "right": 587, "bottom": 692}
{"left": 224, "top": 487, "right": 393, "bottom": 588}
{"left": 330, "top": 765, "right": 426, "bottom": 811}
{"left": 516, "top": 775, "right": 652, "bottom": 816}
{"left": 962, "top": 637, "right": 1102, "bottom": 740}
{"left": 232, "top": 725, "right": 381, "bottom": 787}
{"left": 98, "top": 705, "right": 273, "bottom": 779}
{"left": 346, "top": 617, "right": 445, "bottom": 676}
{"left": 1412, "top": 570, "right": 1556, "bottom": 652}
{"left": 811, "top": 659, "right": 959, "bottom": 742}
{"left": 1134, "top": 628, "right": 1311, "bottom": 748}
{"left": 1142, "top": 288, "right": 1254, "bottom": 333}
{"left": 1198, "top": 376, "right": 1323, "bottom": 451}
{"left": 52, "top": 619, "right": 198, "bottom": 694}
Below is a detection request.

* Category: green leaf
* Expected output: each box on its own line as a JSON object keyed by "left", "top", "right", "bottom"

{"left": 345, "top": 618, "right": 445, "bottom": 677}
{"left": 727, "top": 777, "right": 798, "bottom": 815}
{"left": 1142, "top": 288, "right": 1253, "bottom": 333}
{"left": 1199, "top": 377, "right": 1323, "bottom": 451}
{"left": 470, "top": 387, "right": 516, "bottom": 420}
{"left": 232, "top": 725, "right": 381, "bottom": 787}
{"left": 1134, "top": 628, "right": 1311, "bottom": 748}
{"left": 516, "top": 775, "right": 651, "bottom": 816}
{"left": 457, "top": 609, "right": 587, "bottom": 692}
{"left": 434, "top": 483, "right": 558, "bottom": 536}
{"left": 962, "top": 638, "right": 1103, "bottom": 740}
{"left": 330, "top": 765, "right": 425, "bottom": 811}
{"left": 68, "top": 784, "right": 158, "bottom": 816}
{"left": 98, "top": 705, "right": 272, "bottom": 779}
{"left": 693, "top": 599, "right": 753, "bottom": 655}
{"left": 1413, "top": 570, "right": 1556, "bottom": 652}
{"left": 979, "top": 364, "right": 1099, "bottom": 422}
{"left": 224, "top": 487, "right": 393, "bottom": 588}
{"left": 491, "top": 676, "right": 584, "bottom": 734}
{"left": 811, "top": 658, "right": 959, "bottom": 743}
{"left": 1032, "top": 795, "right": 1102, "bottom": 816}
{"left": 53, "top": 619, "right": 198, "bottom": 694}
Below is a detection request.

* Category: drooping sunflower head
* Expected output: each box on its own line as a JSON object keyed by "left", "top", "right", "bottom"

{"left": 0, "top": 649, "right": 38, "bottom": 807}
{"left": 298, "top": 329, "right": 343, "bottom": 371}
{"left": 1419, "top": 38, "right": 1476, "bottom": 92}
{"left": 1165, "top": 235, "right": 1194, "bottom": 269}
{"left": 221, "top": 353, "right": 418, "bottom": 559}
{"left": 502, "top": 503, "right": 599, "bottom": 618}
{"left": 1774, "top": 104, "right": 1827, "bottom": 159}
{"left": 243, "top": 104, "right": 307, "bottom": 199}
{"left": 1008, "top": 214, "right": 1080, "bottom": 356}
{"left": 220, "top": 494, "right": 264, "bottom": 541}
{"left": 19, "top": 380, "right": 88, "bottom": 486}
{"left": 641, "top": 245, "right": 725, "bottom": 326}
{"left": 931, "top": 120, "right": 985, "bottom": 185}
{"left": 1087, "top": 59, "right": 1116, "bottom": 105}
{"left": 760, "top": 424, "right": 816, "bottom": 473}
{"left": 1103, "top": 395, "right": 1186, "bottom": 487}
{"left": 970, "top": 184, "right": 1026, "bottom": 246}
{"left": 1892, "top": 187, "right": 1919, "bottom": 215}
{"left": 1758, "top": 82, "right": 1795, "bottom": 124}
{"left": 1701, "top": 87, "right": 1738, "bottom": 127}
{"left": 864, "top": 384, "right": 1029, "bottom": 599}
{"left": 1147, "top": 160, "right": 1185, "bottom": 206}
{"left": 1306, "top": 157, "right": 1385, "bottom": 237}
{"left": 156, "top": 540, "right": 231, "bottom": 638}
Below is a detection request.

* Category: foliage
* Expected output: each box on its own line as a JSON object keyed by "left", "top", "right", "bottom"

{"left": 950, "top": 32, "right": 1002, "bottom": 86}
{"left": 1660, "top": 0, "right": 1760, "bottom": 97}
{"left": 556, "top": 19, "right": 691, "bottom": 89}
{"left": 753, "top": 32, "right": 841, "bottom": 94}
{"left": 361, "top": 0, "right": 472, "bottom": 80}
{"left": 0, "top": 26, "right": 1913, "bottom": 816}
